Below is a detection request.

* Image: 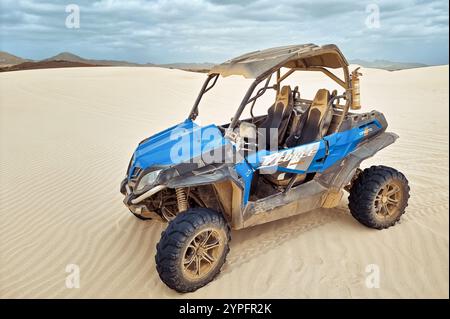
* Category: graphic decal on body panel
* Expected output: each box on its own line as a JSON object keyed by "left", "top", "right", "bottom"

{"left": 360, "top": 126, "right": 374, "bottom": 137}
{"left": 259, "top": 142, "right": 320, "bottom": 171}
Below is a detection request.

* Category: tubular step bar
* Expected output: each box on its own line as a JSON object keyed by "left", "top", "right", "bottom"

{"left": 131, "top": 185, "right": 167, "bottom": 204}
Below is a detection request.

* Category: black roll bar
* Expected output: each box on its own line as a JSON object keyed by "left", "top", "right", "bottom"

{"left": 188, "top": 73, "right": 219, "bottom": 121}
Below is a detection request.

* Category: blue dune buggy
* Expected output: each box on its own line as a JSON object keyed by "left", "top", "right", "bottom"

{"left": 120, "top": 44, "right": 409, "bottom": 292}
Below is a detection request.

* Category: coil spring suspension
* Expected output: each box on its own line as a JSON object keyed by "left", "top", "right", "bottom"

{"left": 175, "top": 188, "right": 188, "bottom": 212}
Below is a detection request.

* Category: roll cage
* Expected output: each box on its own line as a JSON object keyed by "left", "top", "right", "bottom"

{"left": 188, "top": 44, "right": 359, "bottom": 133}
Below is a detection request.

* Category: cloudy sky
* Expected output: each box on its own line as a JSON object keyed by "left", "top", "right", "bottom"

{"left": 0, "top": 0, "right": 448, "bottom": 64}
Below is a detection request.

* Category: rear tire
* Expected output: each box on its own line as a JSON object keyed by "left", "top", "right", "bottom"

{"left": 348, "top": 165, "right": 409, "bottom": 229}
{"left": 155, "top": 208, "right": 230, "bottom": 293}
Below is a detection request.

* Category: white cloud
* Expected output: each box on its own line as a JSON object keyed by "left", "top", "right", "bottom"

{"left": 0, "top": 0, "right": 448, "bottom": 64}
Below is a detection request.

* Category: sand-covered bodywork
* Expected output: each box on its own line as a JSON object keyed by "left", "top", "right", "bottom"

{"left": 122, "top": 44, "right": 378, "bottom": 228}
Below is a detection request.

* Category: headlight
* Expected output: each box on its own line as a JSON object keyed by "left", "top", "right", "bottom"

{"left": 136, "top": 169, "right": 162, "bottom": 191}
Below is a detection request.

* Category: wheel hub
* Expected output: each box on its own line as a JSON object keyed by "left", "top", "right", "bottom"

{"left": 196, "top": 247, "right": 204, "bottom": 256}
{"left": 375, "top": 181, "right": 403, "bottom": 217}
{"left": 182, "top": 229, "right": 224, "bottom": 281}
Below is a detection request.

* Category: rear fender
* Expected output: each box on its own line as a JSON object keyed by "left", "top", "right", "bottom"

{"left": 317, "top": 132, "right": 398, "bottom": 191}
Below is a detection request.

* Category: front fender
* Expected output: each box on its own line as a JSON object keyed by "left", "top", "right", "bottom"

{"left": 166, "top": 163, "right": 241, "bottom": 189}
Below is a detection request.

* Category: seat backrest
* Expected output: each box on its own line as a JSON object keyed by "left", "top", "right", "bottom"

{"left": 295, "top": 89, "right": 331, "bottom": 145}
{"left": 259, "top": 86, "right": 294, "bottom": 149}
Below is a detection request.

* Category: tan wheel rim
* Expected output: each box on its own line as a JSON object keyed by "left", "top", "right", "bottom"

{"left": 375, "top": 180, "right": 403, "bottom": 217}
{"left": 181, "top": 228, "right": 225, "bottom": 281}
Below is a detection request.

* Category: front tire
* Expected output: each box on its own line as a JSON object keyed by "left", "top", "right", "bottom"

{"left": 155, "top": 208, "right": 230, "bottom": 293}
{"left": 348, "top": 165, "right": 409, "bottom": 229}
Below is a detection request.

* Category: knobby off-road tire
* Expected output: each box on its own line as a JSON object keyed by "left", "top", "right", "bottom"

{"left": 155, "top": 208, "right": 231, "bottom": 293}
{"left": 348, "top": 165, "right": 410, "bottom": 229}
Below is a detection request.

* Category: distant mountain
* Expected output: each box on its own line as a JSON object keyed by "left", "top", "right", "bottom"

{"left": 349, "top": 59, "right": 428, "bottom": 71}
{"left": 44, "top": 52, "right": 147, "bottom": 67}
{"left": 2, "top": 50, "right": 430, "bottom": 73}
{"left": 0, "top": 51, "right": 31, "bottom": 66}
{"left": 0, "top": 60, "right": 100, "bottom": 72}
{"left": 44, "top": 52, "right": 86, "bottom": 63}
{"left": 0, "top": 51, "right": 212, "bottom": 73}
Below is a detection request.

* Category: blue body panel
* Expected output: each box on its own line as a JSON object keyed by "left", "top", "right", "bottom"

{"left": 237, "top": 119, "right": 383, "bottom": 205}
{"left": 129, "top": 119, "right": 228, "bottom": 180}
{"left": 129, "top": 117, "right": 382, "bottom": 206}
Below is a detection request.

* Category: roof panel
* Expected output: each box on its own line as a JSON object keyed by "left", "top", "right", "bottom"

{"left": 209, "top": 43, "right": 348, "bottom": 79}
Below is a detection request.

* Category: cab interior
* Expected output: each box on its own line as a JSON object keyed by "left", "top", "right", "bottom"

{"left": 219, "top": 68, "right": 350, "bottom": 194}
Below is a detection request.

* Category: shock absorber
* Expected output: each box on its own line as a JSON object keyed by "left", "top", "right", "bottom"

{"left": 175, "top": 188, "right": 188, "bottom": 212}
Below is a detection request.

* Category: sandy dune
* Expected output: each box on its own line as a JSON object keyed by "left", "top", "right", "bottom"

{"left": 0, "top": 65, "right": 448, "bottom": 298}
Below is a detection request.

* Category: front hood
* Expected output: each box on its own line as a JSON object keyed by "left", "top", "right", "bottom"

{"left": 128, "top": 119, "right": 229, "bottom": 177}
